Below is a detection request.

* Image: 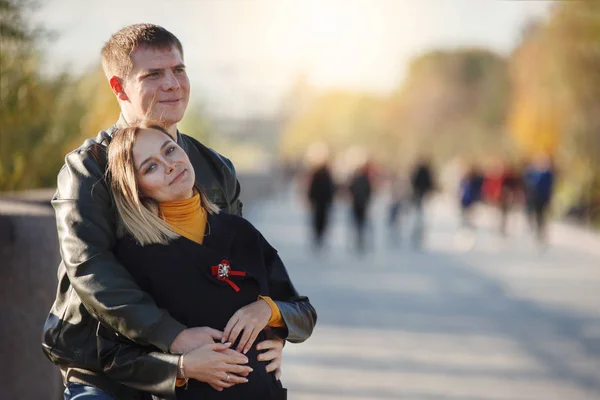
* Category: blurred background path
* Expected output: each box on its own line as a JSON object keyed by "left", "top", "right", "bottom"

{"left": 247, "top": 185, "right": 600, "bottom": 400}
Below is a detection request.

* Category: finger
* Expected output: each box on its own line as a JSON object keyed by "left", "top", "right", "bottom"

{"left": 224, "top": 373, "right": 248, "bottom": 385}
{"left": 257, "top": 348, "right": 279, "bottom": 362}
{"left": 210, "top": 342, "right": 232, "bottom": 352}
{"left": 242, "top": 327, "right": 261, "bottom": 354}
{"left": 264, "top": 356, "right": 282, "bottom": 374}
{"left": 236, "top": 324, "right": 255, "bottom": 353}
{"left": 206, "top": 327, "right": 224, "bottom": 341}
{"left": 221, "top": 348, "right": 250, "bottom": 363}
{"left": 221, "top": 349, "right": 249, "bottom": 364}
{"left": 210, "top": 380, "right": 233, "bottom": 391}
{"left": 229, "top": 364, "right": 253, "bottom": 377}
{"left": 275, "top": 367, "right": 282, "bottom": 380}
{"left": 219, "top": 372, "right": 246, "bottom": 387}
{"left": 222, "top": 313, "right": 240, "bottom": 343}
{"left": 228, "top": 321, "right": 245, "bottom": 349}
{"left": 256, "top": 338, "right": 283, "bottom": 352}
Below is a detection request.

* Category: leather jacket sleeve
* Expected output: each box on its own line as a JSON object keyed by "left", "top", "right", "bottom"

{"left": 260, "top": 233, "right": 317, "bottom": 343}
{"left": 53, "top": 141, "right": 186, "bottom": 351}
{"left": 96, "top": 322, "right": 180, "bottom": 400}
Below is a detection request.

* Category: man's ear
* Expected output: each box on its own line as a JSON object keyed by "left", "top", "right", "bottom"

{"left": 109, "top": 76, "right": 128, "bottom": 101}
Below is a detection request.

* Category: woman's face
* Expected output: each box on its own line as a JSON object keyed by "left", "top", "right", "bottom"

{"left": 133, "top": 128, "right": 195, "bottom": 203}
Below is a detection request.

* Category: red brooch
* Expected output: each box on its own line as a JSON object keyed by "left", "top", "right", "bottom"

{"left": 211, "top": 260, "right": 246, "bottom": 292}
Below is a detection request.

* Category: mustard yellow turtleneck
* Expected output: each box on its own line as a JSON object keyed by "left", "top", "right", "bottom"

{"left": 159, "top": 192, "right": 285, "bottom": 329}
{"left": 160, "top": 191, "right": 207, "bottom": 244}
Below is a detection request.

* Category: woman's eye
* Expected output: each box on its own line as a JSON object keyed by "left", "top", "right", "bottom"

{"left": 145, "top": 164, "right": 157, "bottom": 174}
{"left": 166, "top": 146, "right": 176, "bottom": 155}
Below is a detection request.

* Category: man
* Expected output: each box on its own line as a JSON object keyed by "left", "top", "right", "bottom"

{"left": 43, "top": 24, "right": 312, "bottom": 399}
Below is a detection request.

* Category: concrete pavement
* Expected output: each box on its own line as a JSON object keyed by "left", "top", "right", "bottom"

{"left": 247, "top": 188, "right": 600, "bottom": 400}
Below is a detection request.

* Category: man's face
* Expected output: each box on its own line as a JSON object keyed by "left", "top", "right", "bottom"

{"left": 123, "top": 45, "right": 190, "bottom": 128}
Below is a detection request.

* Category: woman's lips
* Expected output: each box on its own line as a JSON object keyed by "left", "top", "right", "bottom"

{"left": 170, "top": 169, "right": 186, "bottom": 185}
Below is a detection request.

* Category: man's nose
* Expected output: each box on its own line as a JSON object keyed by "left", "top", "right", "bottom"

{"left": 162, "top": 70, "right": 180, "bottom": 91}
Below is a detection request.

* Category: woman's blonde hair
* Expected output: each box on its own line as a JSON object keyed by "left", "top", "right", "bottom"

{"left": 107, "top": 125, "right": 219, "bottom": 245}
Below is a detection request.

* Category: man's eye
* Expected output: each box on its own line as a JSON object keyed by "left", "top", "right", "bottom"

{"left": 166, "top": 146, "right": 176, "bottom": 155}
{"left": 174, "top": 68, "right": 185, "bottom": 74}
{"left": 147, "top": 72, "right": 160, "bottom": 78}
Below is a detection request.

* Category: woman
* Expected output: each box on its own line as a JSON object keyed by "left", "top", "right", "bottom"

{"left": 98, "top": 125, "right": 316, "bottom": 399}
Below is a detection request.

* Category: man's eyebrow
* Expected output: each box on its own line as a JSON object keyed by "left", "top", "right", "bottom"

{"left": 137, "top": 140, "right": 172, "bottom": 170}
{"left": 140, "top": 64, "right": 186, "bottom": 75}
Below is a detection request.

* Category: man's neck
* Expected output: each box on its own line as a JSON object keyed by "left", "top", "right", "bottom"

{"left": 164, "top": 124, "right": 178, "bottom": 140}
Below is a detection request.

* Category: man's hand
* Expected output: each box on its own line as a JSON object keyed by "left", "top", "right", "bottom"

{"left": 256, "top": 337, "right": 284, "bottom": 380}
{"left": 222, "top": 299, "right": 271, "bottom": 354}
{"left": 170, "top": 327, "right": 223, "bottom": 354}
{"left": 183, "top": 343, "right": 252, "bottom": 391}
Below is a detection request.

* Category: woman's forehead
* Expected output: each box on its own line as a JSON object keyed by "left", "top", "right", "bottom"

{"left": 133, "top": 129, "right": 173, "bottom": 153}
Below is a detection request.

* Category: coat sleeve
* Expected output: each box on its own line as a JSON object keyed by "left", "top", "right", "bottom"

{"left": 259, "top": 232, "right": 317, "bottom": 343}
{"left": 52, "top": 144, "right": 186, "bottom": 351}
{"left": 96, "top": 322, "right": 179, "bottom": 400}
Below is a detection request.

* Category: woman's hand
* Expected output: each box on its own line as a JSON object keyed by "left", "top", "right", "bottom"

{"left": 256, "top": 337, "right": 284, "bottom": 380}
{"left": 222, "top": 299, "right": 272, "bottom": 353}
{"left": 184, "top": 343, "right": 253, "bottom": 391}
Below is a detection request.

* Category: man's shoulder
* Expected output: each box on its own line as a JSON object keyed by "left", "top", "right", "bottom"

{"left": 64, "top": 130, "right": 111, "bottom": 162}
{"left": 57, "top": 129, "right": 113, "bottom": 186}
{"left": 180, "top": 134, "right": 235, "bottom": 170}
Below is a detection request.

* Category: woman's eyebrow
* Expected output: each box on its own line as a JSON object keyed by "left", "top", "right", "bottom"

{"left": 138, "top": 140, "right": 172, "bottom": 170}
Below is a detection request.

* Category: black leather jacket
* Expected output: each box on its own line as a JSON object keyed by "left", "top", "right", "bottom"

{"left": 42, "top": 121, "right": 316, "bottom": 399}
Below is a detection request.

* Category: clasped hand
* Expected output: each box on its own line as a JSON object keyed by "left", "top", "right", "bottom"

{"left": 170, "top": 299, "right": 280, "bottom": 390}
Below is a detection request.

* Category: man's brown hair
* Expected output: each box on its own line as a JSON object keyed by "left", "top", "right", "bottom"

{"left": 101, "top": 23, "right": 184, "bottom": 79}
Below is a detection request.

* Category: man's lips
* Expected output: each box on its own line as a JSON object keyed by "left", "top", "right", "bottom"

{"left": 159, "top": 98, "right": 181, "bottom": 105}
{"left": 170, "top": 169, "right": 186, "bottom": 185}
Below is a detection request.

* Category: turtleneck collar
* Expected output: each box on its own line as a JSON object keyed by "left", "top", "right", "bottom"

{"left": 159, "top": 191, "right": 207, "bottom": 244}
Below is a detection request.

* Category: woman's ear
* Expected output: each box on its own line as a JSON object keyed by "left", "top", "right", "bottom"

{"left": 109, "top": 76, "right": 128, "bottom": 101}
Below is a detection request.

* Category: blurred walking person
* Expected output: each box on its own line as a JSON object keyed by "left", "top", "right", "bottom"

{"left": 455, "top": 164, "right": 483, "bottom": 251}
{"left": 349, "top": 163, "right": 373, "bottom": 253}
{"left": 459, "top": 164, "right": 483, "bottom": 230}
{"left": 306, "top": 156, "right": 336, "bottom": 250}
{"left": 523, "top": 154, "right": 555, "bottom": 245}
{"left": 387, "top": 171, "right": 409, "bottom": 246}
{"left": 410, "top": 157, "right": 435, "bottom": 248}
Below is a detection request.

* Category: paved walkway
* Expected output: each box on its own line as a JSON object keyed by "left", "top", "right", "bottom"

{"left": 247, "top": 187, "right": 600, "bottom": 400}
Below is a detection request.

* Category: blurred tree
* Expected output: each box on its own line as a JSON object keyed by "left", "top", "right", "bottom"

{"left": 0, "top": 0, "right": 71, "bottom": 190}
{"left": 508, "top": 2, "right": 600, "bottom": 224}
{"left": 386, "top": 49, "right": 512, "bottom": 164}
{"left": 279, "top": 91, "right": 386, "bottom": 165}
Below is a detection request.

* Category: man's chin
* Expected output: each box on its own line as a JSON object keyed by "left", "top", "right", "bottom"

{"left": 149, "top": 111, "right": 185, "bottom": 127}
